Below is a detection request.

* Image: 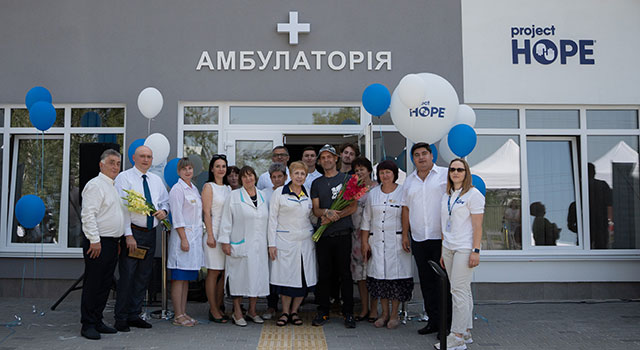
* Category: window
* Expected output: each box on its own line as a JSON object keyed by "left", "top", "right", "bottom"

{"left": 179, "top": 106, "right": 221, "bottom": 191}
{"left": 229, "top": 106, "right": 360, "bottom": 125}
{"left": 526, "top": 109, "right": 579, "bottom": 129}
{"left": 467, "top": 136, "right": 522, "bottom": 250}
{"left": 586, "top": 135, "right": 639, "bottom": 249}
{"left": 527, "top": 138, "right": 580, "bottom": 247}
{"left": 1, "top": 105, "right": 125, "bottom": 254}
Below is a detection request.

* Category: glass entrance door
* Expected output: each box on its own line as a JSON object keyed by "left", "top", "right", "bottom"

{"left": 225, "top": 131, "right": 283, "bottom": 176}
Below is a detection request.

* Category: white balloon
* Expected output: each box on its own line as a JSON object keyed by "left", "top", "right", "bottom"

{"left": 396, "top": 74, "right": 426, "bottom": 108}
{"left": 456, "top": 104, "right": 476, "bottom": 127}
{"left": 137, "top": 87, "right": 164, "bottom": 119}
{"left": 437, "top": 134, "right": 458, "bottom": 163}
{"left": 144, "top": 133, "right": 170, "bottom": 166}
{"left": 390, "top": 72, "right": 459, "bottom": 143}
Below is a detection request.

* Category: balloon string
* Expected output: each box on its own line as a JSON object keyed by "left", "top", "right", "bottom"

{"left": 378, "top": 116, "right": 386, "bottom": 160}
{"left": 147, "top": 119, "right": 151, "bottom": 136}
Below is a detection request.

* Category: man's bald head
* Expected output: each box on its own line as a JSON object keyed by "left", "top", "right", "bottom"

{"left": 133, "top": 145, "right": 153, "bottom": 172}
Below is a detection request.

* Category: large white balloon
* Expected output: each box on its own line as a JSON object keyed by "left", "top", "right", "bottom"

{"left": 144, "top": 133, "right": 170, "bottom": 166}
{"left": 137, "top": 87, "right": 164, "bottom": 119}
{"left": 390, "top": 73, "right": 459, "bottom": 143}
{"left": 396, "top": 74, "right": 426, "bottom": 108}
{"left": 437, "top": 134, "right": 458, "bottom": 163}
{"left": 456, "top": 104, "right": 476, "bottom": 127}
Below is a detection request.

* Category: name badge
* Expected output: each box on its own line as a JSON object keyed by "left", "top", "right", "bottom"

{"left": 445, "top": 218, "right": 452, "bottom": 232}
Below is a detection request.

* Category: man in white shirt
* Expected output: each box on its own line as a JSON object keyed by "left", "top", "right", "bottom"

{"left": 302, "top": 146, "right": 322, "bottom": 194}
{"left": 401, "top": 142, "right": 452, "bottom": 336}
{"left": 113, "top": 145, "right": 170, "bottom": 332}
{"left": 80, "top": 149, "right": 126, "bottom": 340}
{"left": 257, "top": 146, "right": 290, "bottom": 190}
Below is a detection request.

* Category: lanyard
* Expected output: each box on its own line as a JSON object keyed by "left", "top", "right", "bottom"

{"left": 447, "top": 192, "right": 462, "bottom": 217}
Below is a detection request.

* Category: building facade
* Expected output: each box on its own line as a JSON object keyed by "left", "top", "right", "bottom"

{"left": 0, "top": 0, "right": 638, "bottom": 300}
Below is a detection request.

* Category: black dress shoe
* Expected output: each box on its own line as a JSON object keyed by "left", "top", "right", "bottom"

{"left": 417, "top": 322, "right": 438, "bottom": 335}
{"left": 81, "top": 327, "right": 101, "bottom": 340}
{"left": 95, "top": 322, "right": 117, "bottom": 334}
{"left": 114, "top": 320, "right": 130, "bottom": 332}
{"left": 128, "top": 317, "right": 152, "bottom": 329}
{"left": 344, "top": 314, "right": 356, "bottom": 329}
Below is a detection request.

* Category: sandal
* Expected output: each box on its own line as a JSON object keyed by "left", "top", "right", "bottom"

{"left": 290, "top": 313, "right": 303, "bottom": 326}
{"left": 354, "top": 311, "right": 369, "bottom": 322}
{"left": 368, "top": 314, "right": 378, "bottom": 323}
{"left": 185, "top": 314, "right": 198, "bottom": 325}
{"left": 172, "top": 314, "right": 194, "bottom": 327}
{"left": 208, "top": 310, "right": 228, "bottom": 324}
{"left": 276, "top": 313, "right": 290, "bottom": 327}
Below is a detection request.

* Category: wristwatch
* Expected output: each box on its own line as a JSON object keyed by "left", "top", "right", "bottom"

{"left": 472, "top": 248, "right": 480, "bottom": 254}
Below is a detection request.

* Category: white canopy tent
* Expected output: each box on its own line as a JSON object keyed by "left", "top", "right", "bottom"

{"left": 592, "top": 141, "right": 639, "bottom": 187}
{"left": 470, "top": 138, "right": 520, "bottom": 189}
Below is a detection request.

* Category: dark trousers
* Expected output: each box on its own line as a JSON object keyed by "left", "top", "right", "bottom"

{"left": 411, "top": 238, "right": 452, "bottom": 329}
{"left": 80, "top": 237, "right": 119, "bottom": 327}
{"left": 267, "top": 284, "right": 279, "bottom": 310}
{"left": 315, "top": 233, "right": 353, "bottom": 315}
{"left": 114, "top": 227, "right": 156, "bottom": 322}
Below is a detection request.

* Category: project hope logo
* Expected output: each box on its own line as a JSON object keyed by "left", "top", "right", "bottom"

{"left": 408, "top": 101, "right": 445, "bottom": 118}
{"left": 511, "top": 24, "right": 595, "bottom": 65}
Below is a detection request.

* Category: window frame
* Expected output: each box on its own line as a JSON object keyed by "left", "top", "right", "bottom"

{"left": 470, "top": 104, "right": 640, "bottom": 260}
{"left": 0, "top": 104, "right": 126, "bottom": 257}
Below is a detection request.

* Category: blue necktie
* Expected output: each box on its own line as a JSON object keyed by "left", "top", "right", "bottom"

{"left": 142, "top": 174, "right": 153, "bottom": 229}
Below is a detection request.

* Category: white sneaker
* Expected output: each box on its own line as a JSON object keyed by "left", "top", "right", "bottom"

{"left": 262, "top": 312, "right": 273, "bottom": 320}
{"left": 463, "top": 331, "right": 473, "bottom": 344}
{"left": 434, "top": 334, "right": 467, "bottom": 350}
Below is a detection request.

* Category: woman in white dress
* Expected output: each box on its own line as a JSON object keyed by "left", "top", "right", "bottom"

{"left": 361, "top": 160, "right": 413, "bottom": 330}
{"left": 219, "top": 166, "right": 270, "bottom": 327}
{"left": 202, "top": 154, "right": 231, "bottom": 323}
{"left": 167, "top": 158, "right": 203, "bottom": 327}
{"left": 435, "top": 158, "right": 484, "bottom": 350}
{"left": 350, "top": 157, "right": 378, "bottom": 322}
{"left": 267, "top": 161, "right": 317, "bottom": 327}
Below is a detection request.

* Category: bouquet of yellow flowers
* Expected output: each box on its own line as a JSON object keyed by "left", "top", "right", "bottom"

{"left": 122, "top": 189, "right": 171, "bottom": 230}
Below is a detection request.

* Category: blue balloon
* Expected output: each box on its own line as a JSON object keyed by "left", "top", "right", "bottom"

{"left": 362, "top": 83, "right": 391, "bottom": 117}
{"left": 447, "top": 124, "right": 477, "bottom": 157}
{"left": 164, "top": 158, "right": 181, "bottom": 188}
{"left": 431, "top": 144, "right": 438, "bottom": 163}
{"left": 29, "top": 101, "right": 56, "bottom": 131}
{"left": 15, "top": 195, "right": 46, "bottom": 229}
{"left": 472, "top": 174, "right": 486, "bottom": 196}
{"left": 127, "top": 138, "right": 146, "bottom": 165}
{"left": 25, "top": 86, "right": 52, "bottom": 110}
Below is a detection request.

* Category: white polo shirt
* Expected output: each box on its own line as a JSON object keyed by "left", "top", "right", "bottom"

{"left": 440, "top": 187, "right": 485, "bottom": 250}
{"left": 401, "top": 166, "right": 448, "bottom": 242}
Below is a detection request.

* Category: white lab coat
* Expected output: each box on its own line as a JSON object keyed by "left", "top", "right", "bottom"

{"left": 167, "top": 179, "right": 204, "bottom": 270}
{"left": 218, "top": 187, "right": 270, "bottom": 297}
{"left": 361, "top": 185, "right": 413, "bottom": 280}
{"left": 267, "top": 184, "right": 317, "bottom": 288}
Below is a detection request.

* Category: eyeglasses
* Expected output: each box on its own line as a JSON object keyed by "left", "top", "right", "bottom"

{"left": 449, "top": 167, "right": 466, "bottom": 173}
{"left": 273, "top": 153, "right": 289, "bottom": 158}
{"left": 212, "top": 154, "right": 227, "bottom": 160}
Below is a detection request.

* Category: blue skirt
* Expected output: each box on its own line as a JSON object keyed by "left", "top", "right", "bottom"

{"left": 170, "top": 268, "right": 198, "bottom": 281}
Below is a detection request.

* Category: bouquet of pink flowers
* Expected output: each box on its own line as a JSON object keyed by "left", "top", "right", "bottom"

{"left": 312, "top": 174, "right": 368, "bottom": 242}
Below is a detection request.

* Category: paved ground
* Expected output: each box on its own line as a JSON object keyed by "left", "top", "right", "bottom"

{"left": 0, "top": 296, "right": 639, "bottom": 349}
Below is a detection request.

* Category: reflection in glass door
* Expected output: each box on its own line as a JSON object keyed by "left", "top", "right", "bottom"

{"left": 225, "top": 132, "right": 282, "bottom": 177}
{"left": 527, "top": 137, "right": 581, "bottom": 247}
{"left": 9, "top": 135, "right": 64, "bottom": 244}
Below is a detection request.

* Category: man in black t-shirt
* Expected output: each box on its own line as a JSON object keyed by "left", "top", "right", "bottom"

{"left": 310, "top": 144, "right": 358, "bottom": 328}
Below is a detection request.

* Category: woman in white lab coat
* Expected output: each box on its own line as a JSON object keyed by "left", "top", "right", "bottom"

{"left": 167, "top": 158, "right": 203, "bottom": 327}
{"left": 219, "top": 166, "right": 270, "bottom": 327}
{"left": 361, "top": 160, "right": 413, "bottom": 330}
{"left": 267, "top": 161, "right": 317, "bottom": 327}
